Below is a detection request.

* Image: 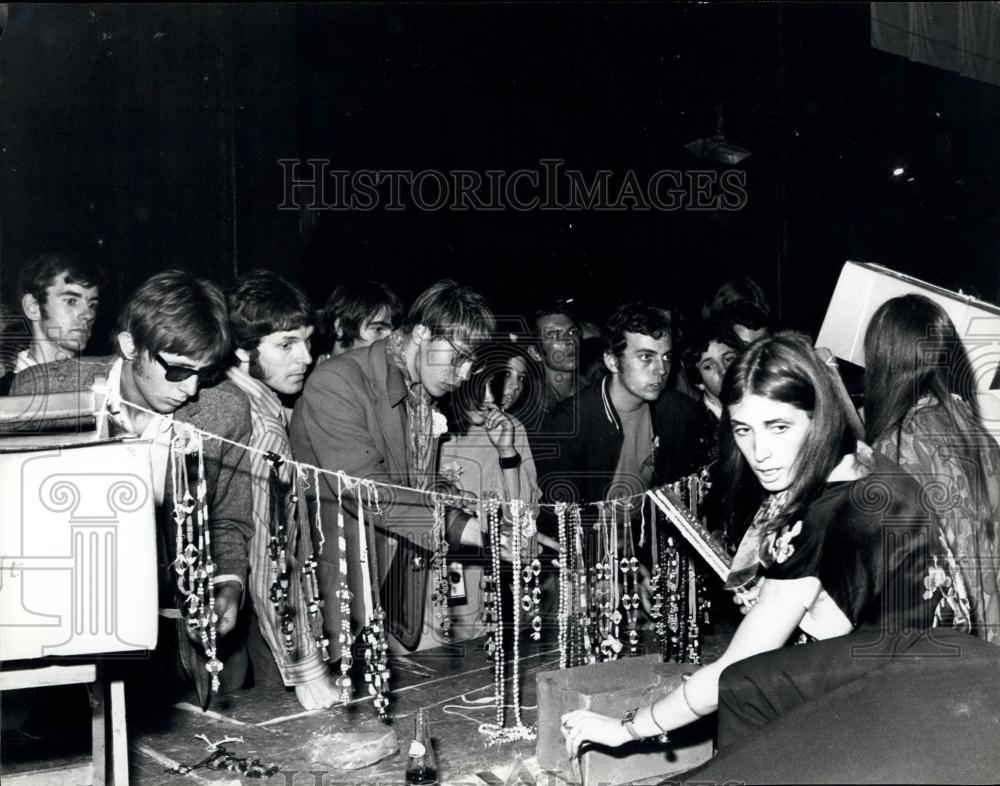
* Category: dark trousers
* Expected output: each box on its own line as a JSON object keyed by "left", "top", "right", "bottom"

{"left": 717, "top": 626, "right": 978, "bottom": 749}
{"left": 118, "top": 616, "right": 248, "bottom": 719}
{"left": 684, "top": 627, "right": 1000, "bottom": 784}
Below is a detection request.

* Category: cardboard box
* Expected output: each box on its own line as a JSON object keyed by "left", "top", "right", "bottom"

{"left": 536, "top": 655, "right": 714, "bottom": 785}
{"left": 816, "top": 260, "right": 1000, "bottom": 389}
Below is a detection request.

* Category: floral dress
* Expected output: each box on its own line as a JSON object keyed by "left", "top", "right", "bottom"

{"left": 873, "top": 395, "right": 1000, "bottom": 644}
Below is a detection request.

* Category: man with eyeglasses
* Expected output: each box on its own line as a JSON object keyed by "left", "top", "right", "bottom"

{"left": 290, "top": 279, "right": 496, "bottom": 655}
{"left": 11, "top": 269, "right": 254, "bottom": 705}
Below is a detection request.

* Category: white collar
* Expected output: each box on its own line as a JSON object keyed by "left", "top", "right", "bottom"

{"left": 703, "top": 395, "right": 722, "bottom": 418}
{"left": 13, "top": 348, "right": 37, "bottom": 373}
{"left": 105, "top": 357, "right": 173, "bottom": 438}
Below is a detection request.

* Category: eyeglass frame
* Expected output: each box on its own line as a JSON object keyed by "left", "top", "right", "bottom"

{"left": 152, "top": 352, "right": 218, "bottom": 383}
{"left": 433, "top": 334, "right": 477, "bottom": 370}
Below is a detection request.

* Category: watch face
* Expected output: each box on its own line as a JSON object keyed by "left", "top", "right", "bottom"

{"left": 622, "top": 708, "right": 637, "bottom": 723}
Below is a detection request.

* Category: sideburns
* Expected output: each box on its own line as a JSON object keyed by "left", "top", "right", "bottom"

{"left": 248, "top": 347, "right": 266, "bottom": 382}
{"left": 132, "top": 353, "right": 150, "bottom": 378}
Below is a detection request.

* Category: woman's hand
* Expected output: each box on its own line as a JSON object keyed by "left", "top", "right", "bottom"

{"left": 482, "top": 403, "right": 515, "bottom": 454}
{"left": 560, "top": 709, "right": 631, "bottom": 759}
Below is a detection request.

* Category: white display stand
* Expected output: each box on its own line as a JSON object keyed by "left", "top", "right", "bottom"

{"left": 0, "top": 437, "right": 159, "bottom": 661}
{"left": 0, "top": 435, "right": 158, "bottom": 786}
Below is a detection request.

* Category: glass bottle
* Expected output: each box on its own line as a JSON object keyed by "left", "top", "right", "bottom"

{"left": 405, "top": 708, "right": 438, "bottom": 785}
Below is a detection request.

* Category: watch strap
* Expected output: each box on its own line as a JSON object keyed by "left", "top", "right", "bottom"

{"left": 621, "top": 707, "right": 642, "bottom": 740}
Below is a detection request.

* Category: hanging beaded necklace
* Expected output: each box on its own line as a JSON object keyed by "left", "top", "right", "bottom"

{"left": 263, "top": 453, "right": 295, "bottom": 656}
{"left": 596, "top": 502, "right": 622, "bottom": 661}
{"left": 522, "top": 508, "right": 542, "bottom": 642}
{"left": 299, "top": 467, "right": 329, "bottom": 662}
{"left": 169, "top": 426, "right": 222, "bottom": 692}
{"left": 685, "top": 550, "right": 702, "bottom": 665}
{"left": 482, "top": 499, "right": 536, "bottom": 745}
{"left": 485, "top": 495, "right": 505, "bottom": 733}
{"left": 665, "top": 535, "right": 681, "bottom": 662}
{"left": 431, "top": 496, "right": 451, "bottom": 641}
{"left": 650, "top": 495, "right": 665, "bottom": 653}
{"left": 572, "top": 506, "right": 594, "bottom": 665}
{"left": 358, "top": 480, "right": 391, "bottom": 720}
{"left": 621, "top": 514, "right": 640, "bottom": 655}
{"left": 333, "top": 472, "right": 355, "bottom": 703}
{"left": 482, "top": 494, "right": 502, "bottom": 662}
{"left": 555, "top": 502, "right": 569, "bottom": 669}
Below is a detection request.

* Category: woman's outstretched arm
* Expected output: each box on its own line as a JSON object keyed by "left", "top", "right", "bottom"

{"left": 561, "top": 577, "right": 818, "bottom": 757}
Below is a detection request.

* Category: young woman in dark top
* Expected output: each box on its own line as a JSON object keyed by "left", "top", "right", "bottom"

{"left": 561, "top": 331, "right": 965, "bottom": 758}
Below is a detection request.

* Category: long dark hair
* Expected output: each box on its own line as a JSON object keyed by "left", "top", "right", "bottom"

{"left": 864, "top": 294, "right": 981, "bottom": 445}
{"left": 719, "top": 331, "right": 856, "bottom": 536}
{"left": 443, "top": 340, "right": 537, "bottom": 436}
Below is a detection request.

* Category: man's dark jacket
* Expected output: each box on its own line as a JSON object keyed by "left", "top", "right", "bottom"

{"left": 534, "top": 375, "right": 701, "bottom": 524}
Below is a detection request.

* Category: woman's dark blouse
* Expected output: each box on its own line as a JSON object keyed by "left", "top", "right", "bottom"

{"left": 761, "top": 452, "right": 939, "bottom": 634}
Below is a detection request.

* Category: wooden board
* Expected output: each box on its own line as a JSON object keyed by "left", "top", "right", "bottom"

{"left": 2, "top": 629, "right": 734, "bottom": 785}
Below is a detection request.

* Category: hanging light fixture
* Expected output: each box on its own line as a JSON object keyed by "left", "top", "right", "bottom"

{"left": 684, "top": 104, "right": 751, "bottom": 165}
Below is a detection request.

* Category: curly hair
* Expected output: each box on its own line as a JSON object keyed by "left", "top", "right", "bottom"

{"left": 19, "top": 252, "right": 106, "bottom": 306}
{"left": 228, "top": 270, "right": 313, "bottom": 352}
{"left": 603, "top": 302, "right": 673, "bottom": 361}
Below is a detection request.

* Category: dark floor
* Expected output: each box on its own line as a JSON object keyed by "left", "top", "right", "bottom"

{"left": 1, "top": 625, "right": 733, "bottom": 785}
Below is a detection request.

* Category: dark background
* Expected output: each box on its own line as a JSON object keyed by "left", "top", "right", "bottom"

{"left": 2, "top": 2, "right": 999, "bottom": 354}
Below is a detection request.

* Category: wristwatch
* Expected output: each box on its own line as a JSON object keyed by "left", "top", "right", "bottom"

{"left": 621, "top": 707, "right": 642, "bottom": 740}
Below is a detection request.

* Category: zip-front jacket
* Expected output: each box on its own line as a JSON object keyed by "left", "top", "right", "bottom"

{"left": 534, "top": 375, "right": 701, "bottom": 525}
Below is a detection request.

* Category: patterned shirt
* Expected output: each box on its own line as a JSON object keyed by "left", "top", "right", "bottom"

{"left": 227, "top": 367, "right": 327, "bottom": 686}
{"left": 873, "top": 395, "right": 996, "bottom": 642}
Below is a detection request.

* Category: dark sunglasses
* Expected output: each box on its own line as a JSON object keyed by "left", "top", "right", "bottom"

{"left": 153, "top": 352, "right": 219, "bottom": 383}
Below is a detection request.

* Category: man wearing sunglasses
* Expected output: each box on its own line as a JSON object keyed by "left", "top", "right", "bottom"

{"left": 12, "top": 269, "right": 254, "bottom": 705}
{"left": 290, "top": 279, "right": 495, "bottom": 655}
